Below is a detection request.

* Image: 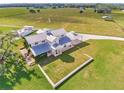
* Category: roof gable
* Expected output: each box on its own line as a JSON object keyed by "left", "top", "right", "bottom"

{"left": 25, "top": 33, "right": 47, "bottom": 44}
{"left": 47, "top": 35, "right": 57, "bottom": 42}
{"left": 59, "top": 36, "right": 71, "bottom": 45}
{"left": 51, "top": 28, "right": 67, "bottom": 37}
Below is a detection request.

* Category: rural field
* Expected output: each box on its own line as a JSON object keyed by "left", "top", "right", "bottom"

{"left": 0, "top": 7, "right": 124, "bottom": 90}
{"left": 42, "top": 44, "right": 90, "bottom": 83}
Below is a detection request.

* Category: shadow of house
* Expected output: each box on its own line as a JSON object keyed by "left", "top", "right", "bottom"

{"left": 39, "top": 42, "right": 90, "bottom": 67}
{"left": 59, "top": 54, "right": 75, "bottom": 63}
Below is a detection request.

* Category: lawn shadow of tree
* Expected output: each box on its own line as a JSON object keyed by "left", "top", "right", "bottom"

{"left": 0, "top": 32, "right": 42, "bottom": 90}
{"left": 0, "top": 62, "right": 42, "bottom": 90}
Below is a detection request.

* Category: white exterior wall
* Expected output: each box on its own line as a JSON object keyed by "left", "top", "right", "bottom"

{"left": 50, "top": 42, "right": 74, "bottom": 57}
{"left": 61, "top": 42, "right": 73, "bottom": 52}
{"left": 51, "top": 46, "right": 62, "bottom": 57}
{"left": 30, "top": 40, "right": 47, "bottom": 47}
{"left": 71, "top": 39, "right": 81, "bottom": 45}
{"left": 50, "top": 39, "right": 59, "bottom": 46}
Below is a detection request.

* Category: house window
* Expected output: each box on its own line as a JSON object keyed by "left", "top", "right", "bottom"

{"left": 56, "top": 50, "right": 58, "bottom": 54}
{"left": 48, "top": 51, "right": 51, "bottom": 53}
{"left": 35, "top": 42, "right": 38, "bottom": 45}
{"left": 61, "top": 35, "right": 64, "bottom": 37}
{"left": 73, "top": 33, "right": 78, "bottom": 36}
{"left": 42, "top": 40, "right": 45, "bottom": 43}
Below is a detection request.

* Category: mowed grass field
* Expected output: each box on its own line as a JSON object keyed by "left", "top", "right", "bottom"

{"left": 59, "top": 40, "right": 124, "bottom": 89}
{"left": 0, "top": 26, "right": 18, "bottom": 34}
{"left": 0, "top": 8, "right": 124, "bottom": 37}
{"left": 0, "top": 7, "right": 124, "bottom": 90}
{"left": 4, "top": 39, "right": 124, "bottom": 90}
{"left": 42, "top": 43, "right": 90, "bottom": 83}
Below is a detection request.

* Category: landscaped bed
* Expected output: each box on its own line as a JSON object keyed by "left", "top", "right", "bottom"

{"left": 40, "top": 43, "right": 91, "bottom": 84}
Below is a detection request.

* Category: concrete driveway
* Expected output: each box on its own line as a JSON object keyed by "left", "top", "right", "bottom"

{"left": 79, "top": 34, "right": 124, "bottom": 41}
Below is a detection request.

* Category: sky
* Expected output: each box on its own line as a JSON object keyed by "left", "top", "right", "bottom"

{"left": 0, "top": 0, "right": 124, "bottom": 4}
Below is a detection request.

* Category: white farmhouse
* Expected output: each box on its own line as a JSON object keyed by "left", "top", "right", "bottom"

{"left": 24, "top": 28, "right": 82, "bottom": 57}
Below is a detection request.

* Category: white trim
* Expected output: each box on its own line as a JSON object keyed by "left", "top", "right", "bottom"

{"left": 38, "top": 64, "right": 55, "bottom": 88}
{"left": 30, "top": 47, "right": 36, "bottom": 57}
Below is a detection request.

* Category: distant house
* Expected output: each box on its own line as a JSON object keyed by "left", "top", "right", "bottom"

{"left": 96, "top": 8, "right": 112, "bottom": 14}
{"left": 102, "top": 15, "right": 113, "bottom": 21}
{"left": 17, "top": 26, "right": 34, "bottom": 37}
{"left": 120, "top": 8, "right": 124, "bottom": 12}
{"left": 24, "top": 28, "right": 82, "bottom": 57}
{"left": 120, "top": 8, "right": 124, "bottom": 11}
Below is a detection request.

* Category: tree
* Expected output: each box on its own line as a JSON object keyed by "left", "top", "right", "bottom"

{"left": 79, "top": 7, "right": 84, "bottom": 13}
{"left": 0, "top": 33, "right": 40, "bottom": 89}
{"left": 29, "top": 9, "right": 36, "bottom": 13}
{"left": 0, "top": 33, "right": 26, "bottom": 76}
{"left": 37, "top": 9, "right": 40, "bottom": 13}
{"left": 80, "top": 10, "right": 83, "bottom": 13}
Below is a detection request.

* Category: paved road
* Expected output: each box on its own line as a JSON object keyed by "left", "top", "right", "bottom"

{"left": 79, "top": 34, "right": 124, "bottom": 41}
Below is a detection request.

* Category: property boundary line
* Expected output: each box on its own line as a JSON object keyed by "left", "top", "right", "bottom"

{"left": 38, "top": 64, "right": 55, "bottom": 87}
{"left": 38, "top": 54, "right": 93, "bottom": 89}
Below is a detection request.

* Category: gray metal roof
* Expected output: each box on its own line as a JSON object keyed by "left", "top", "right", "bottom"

{"left": 51, "top": 28, "right": 67, "bottom": 37}
{"left": 25, "top": 33, "right": 47, "bottom": 44}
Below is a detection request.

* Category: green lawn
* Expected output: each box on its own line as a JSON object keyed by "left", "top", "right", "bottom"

{"left": 1, "top": 31, "right": 124, "bottom": 89}
{"left": 0, "top": 65, "right": 52, "bottom": 90}
{"left": 13, "top": 65, "right": 52, "bottom": 90}
{"left": 2, "top": 40, "right": 124, "bottom": 90}
{"left": 0, "top": 26, "right": 18, "bottom": 34}
{"left": 59, "top": 40, "right": 124, "bottom": 89}
{"left": 1, "top": 7, "right": 124, "bottom": 90}
{"left": 0, "top": 8, "right": 124, "bottom": 37}
{"left": 42, "top": 43, "right": 90, "bottom": 83}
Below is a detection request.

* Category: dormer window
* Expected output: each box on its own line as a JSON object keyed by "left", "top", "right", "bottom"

{"left": 64, "top": 45, "right": 66, "bottom": 47}
{"left": 61, "top": 35, "right": 64, "bottom": 37}
{"left": 35, "top": 42, "right": 38, "bottom": 45}
{"left": 42, "top": 40, "right": 45, "bottom": 43}
{"left": 73, "top": 33, "right": 78, "bottom": 36}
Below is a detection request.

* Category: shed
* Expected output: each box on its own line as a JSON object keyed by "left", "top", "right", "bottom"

{"left": 96, "top": 8, "right": 112, "bottom": 14}
{"left": 17, "top": 26, "right": 34, "bottom": 37}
